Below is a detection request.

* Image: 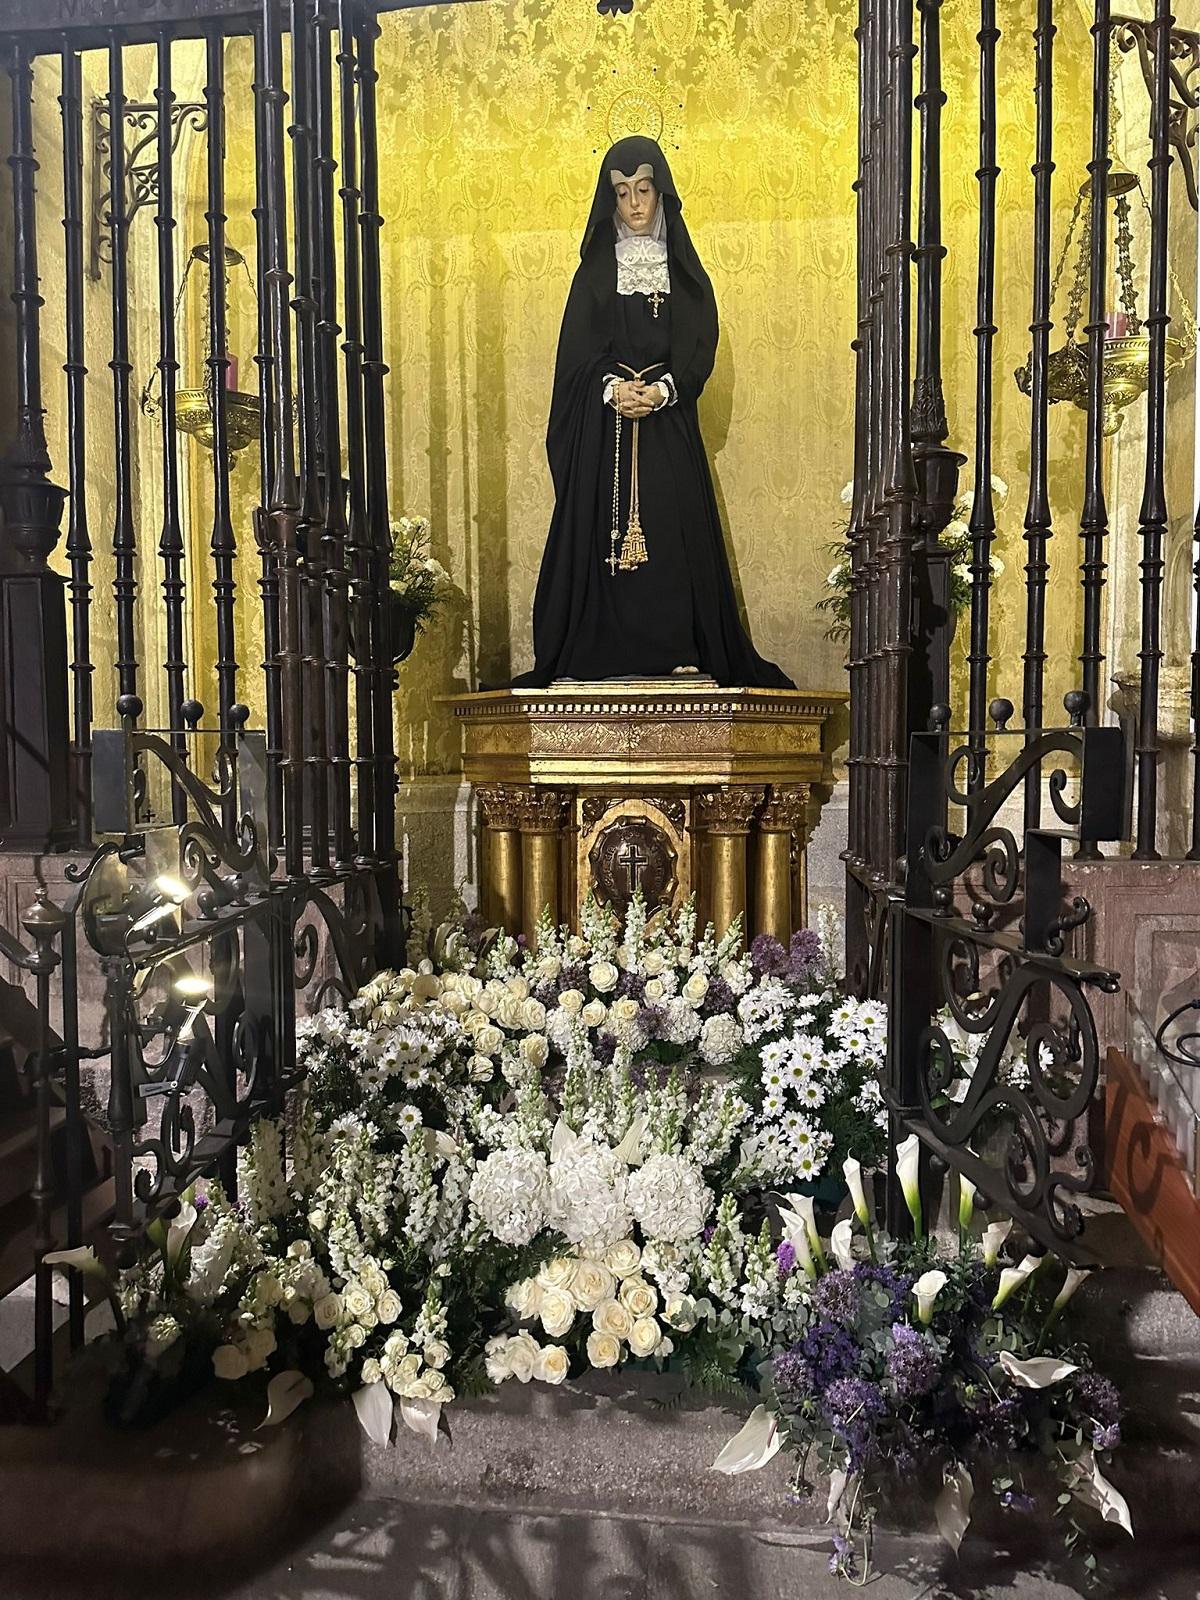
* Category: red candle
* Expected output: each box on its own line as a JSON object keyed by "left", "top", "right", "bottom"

{"left": 1105, "top": 310, "right": 1129, "bottom": 340}
{"left": 224, "top": 353, "right": 239, "bottom": 391}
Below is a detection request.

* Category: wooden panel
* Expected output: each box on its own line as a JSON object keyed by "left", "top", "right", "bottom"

{"left": 1104, "top": 1045, "right": 1200, "bottom": 1316}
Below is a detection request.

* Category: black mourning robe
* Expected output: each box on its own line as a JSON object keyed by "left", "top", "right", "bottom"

{"left": 512, "top": 137, "right": 793, "bottom": 689}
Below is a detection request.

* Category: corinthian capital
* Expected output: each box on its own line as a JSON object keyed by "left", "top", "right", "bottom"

{"left": 695, "top": 785, "right": 762, "bottom": 836}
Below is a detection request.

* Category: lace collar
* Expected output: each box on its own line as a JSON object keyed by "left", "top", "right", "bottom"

{"left": 615, "top": 234, "right": 670, "bottom": 299}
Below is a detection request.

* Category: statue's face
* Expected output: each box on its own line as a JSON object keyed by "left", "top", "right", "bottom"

{"left": 613, "top": 172, "right": 658, "bottom": 235}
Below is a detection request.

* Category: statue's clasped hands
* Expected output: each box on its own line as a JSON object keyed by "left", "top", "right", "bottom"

{"left": 614, "top": 379, "right": 662, "bottom": 419}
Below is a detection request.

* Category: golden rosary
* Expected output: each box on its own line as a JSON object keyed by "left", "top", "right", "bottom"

{"left": 607, "top": 363, "right": 661, "bottom": 575}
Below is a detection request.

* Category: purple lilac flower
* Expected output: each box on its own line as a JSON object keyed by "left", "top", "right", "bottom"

{"left": 786, "top": 928, "right": 822, "bottom": 980}
{"left": 773, "top": 1347, "right": 815, "bottom": 1401}
{"left": 811, "top": 1269, "right": 860, "bottom": 1326}
{"left": 776, "top": 1240, "right": 797, "bottom": 1277}
{"left": 592, "top": 1033, "right": 617, "bottom": 1067}
{"left": 516, "top": 933, "right": 528, "bottom": 949}
{"left": 701, "top": 1224, "right": 716, "bottom": 1245}
{"left": 638, "top": 1003, "right": 668, "bottom": 1042}
{"left": 829, "top": 1534, "right": 857, "bottom": 1578}
{"left": 885, "top": 1321, "right": 940, "bottom": 1399}
{"left": 975, "top": 1393, "right": 1024, "bottom": 1451}
{"left": 1073, "top": 1372, "right": 1122, "bottom": 1449}
{"left": 750, "top": 933, "right": 788, "bottom": 977}
{"left": 821, "top": 1376, "right": 885, "bottom": 1470}
{"left": 560, "top": 962, "right": 589, "bottom": 992}
{"left": 615, "top": 969, "right": 648, "bottom": 1003}
{"left": 851, "top": 1262, "right": 914, "bottom": 1323}
{"left": 800, "top": 1318, "right": 861, "bottom": 1387}
{"left": 700, "top": 976, "right": 735, "bottom": 1017}
{"left": 193, "top": 1193, "right": 209, "bottom": 1213}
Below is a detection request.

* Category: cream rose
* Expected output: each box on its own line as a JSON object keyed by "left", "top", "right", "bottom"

{"left": 557, "top": 988, "right": 585, "bottom": 1016}
{"left": 376, "top": 1288, "right": 403, "bottom": 1326}
{"left": 498, "top": 996, "right": 527, "bottom": 1031}
{"left": 643, "top": 978, "right": 665, "bottom": 1002}
{"left": 619, "top": 1276, "right": 658, "bottom": 1320}
{"left": 538, "top": 1287, "right": 576, "bottom": 1340}
{"left": 535, "top": 956, "right": 562, "bottom": 984}
{"left": 520, "top": 1032, "right": 549, "bottom": 1071}
{"left": 570, "top": 1260, "right": 616, "bottom": 1311}
{"left": 506, "top": 1276, "right": 544, "bottom": 1322}
{"left": 314, "top": 1293, "right": 341, "bottom": 1330}
{"left": 581, "top": 999, "right": 607, "bottom": 1028}
{"left": 663, "top": 1295, "right": 698, "bottom": 1332}
{"left": 522, "top": 998, "right": 548, "bottom": 1031}
{"left": 535, "top": 1343, "right": 570, "bottom": 1385}
{"left": 423, "top": 1340, "right": 451, "bottom": 1370}
{"left": 463, "top": 1009, "right": 489, "bottom": 1036}
{"left": 344, "top": 1323, "right": 367, "bottom": 1349}
{"left": 212, "top": 1343, "right": 249, "bottom": 1381}
{"left": 682, "top": 971, "right": 710, "bottom": 1005}
{"left": 411, "top": 973, "right": 442, "bottom": 1002}
{"left": 506, "top": 1331, "right": 541, "bottom": 1383}
{"left": 343, "top": 1281, "right": 374, "bottom": 1322}
{"left": 475, "top": 989, "right": 499, "bottom": 1016}
{"left": 592, "top": 1299, "right": 634, "bottom": 1341}
{"left": 360, "top": 1357, "right": 383, "bottom": 1385}
{"left": 603, "top": 1240, "right": 641, "bottom": 1280}
{"left": 439, "top": 989, "right": 468, "bottom": 1017}
{"left": 474, "top": 1024, "right": 504, "bottom": 1057}
{"left": 469, "top": 1054, "right": 495, "bottom": 1082}
{"left": 643, "top": 951, "right": 666, "bottom": 977}
{"left": 586, "top": 1329, "right": 621, "bottom": 1370}
{"left": 589, "top": 961, "right": 619, "bottom": 994}
{"left": 484, "top": 1337, "right": 511, "bottom": 1384}
{"left": 538, "top": 1256, "right": 578, "bottom": 1292}
{"left": 392, "top": 1352, "right": 422, "bottom": 1386}
{"left": 628, "top": 1317, "right": 662, "bottom": 1359}
{"left": 610, "top": 996, "right": 640, "bottom": 1023}
{"left": 506, "top": 976, "right": 531, "bottom": 1001}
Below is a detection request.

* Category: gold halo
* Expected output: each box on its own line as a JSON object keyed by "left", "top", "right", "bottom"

{"left": 607, "top": 89, "right": 665, "bottom": 145}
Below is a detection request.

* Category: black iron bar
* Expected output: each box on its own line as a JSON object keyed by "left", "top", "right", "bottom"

{"left": 1191, "top": 489, "right": 1200, "bottom": 859}
{"left": 109, "top": 38, "right": 139, "bottom": 706}
{"left": 154, "top": 29, "right": 187, "bottom": 821}
{"left": 252, "top": 20, "right": 283, "bottom": 845}
{"left": 1022, "top": 0, "right": 1056, "bottom": 829}
{"left": 60, "top": 42, "right": 93, "bottom": 846}
{"left": 847, "top": 0, "right": 870, "bottom": 922}
{"left": 260, "top": 0, "right": 305, "bottom": 879}
{"left": 289, "top": 0, "right": 330, "bottom": 875}
{"left": 912, "top": 0, "right": 948, "bottom": 455}
{"left": 205, "top": 27, "right": 239, "bottom": 835}
{"left": 338, "top": 0, "right": 375, "bottom": 864}
{"left": 314, "top": 0, "right": 354, "bottom": 871}
{"left": 966, "top": 0, "right": 1000, "bottom": 783}
{"left": 357, "top": 10, "right": 397, "bottom": 883}
{"left": 1131, "top": 0, "right": 1173, "bottom": 859}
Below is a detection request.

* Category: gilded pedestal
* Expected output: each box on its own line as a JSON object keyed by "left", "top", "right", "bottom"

{"left": 450, "top": 684, "right": 843, "bottom": 944}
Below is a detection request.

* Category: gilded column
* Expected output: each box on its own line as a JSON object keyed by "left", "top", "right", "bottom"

{"left": 477, "top": 784, "right": 521, "bottom": 936}
{"left": 516, "top": 787, "right": 568, "bottom": 944}
{"left": 754, "top": 784, "right": 810, "bottom": 942}
{"left": 696, "top": 787, "right": 762, "bottom": 943}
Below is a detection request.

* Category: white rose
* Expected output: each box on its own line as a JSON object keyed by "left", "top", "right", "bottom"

{"left": 474, "top": 1024, "right": 504, "bottom": 1057}
{"left": 535, "top": 1343, "right": 570, "bottom": 1385}
{"left": 571, "top": 1260, "right": 616, "bottom": 1311}
{"left": 506, "top": 976, "right": 531, "bottom": 1001}
{"left": 643, "top": 951, "right": 666, "bottom": 976}
{"left": 475, "top": 989, "right": 499, "bottom": 1016}
{"left": 590, "top": 961, "right": 619, "bottom": 994}
{"left": 567, "top": 936, "right": 587, "bottom": 958}
{"left": 592, "top": 1299, "right": 634, "bottom": 1341}
{"left": 343, "top": 1281, "right": 374, "bottom": 1322}
{"left": 506, "top": 1276, "right": 544, "bottom": 1322}
{"left": 392, "top": 1352, "right": 422, "bottom": 1387}
{"left": 307, "top": 1207, "right": 328, "bottom": 1232}
{"left": 344, "top": 1324, "right": 366, "bottom": 1349}
{"left": 539, "top": 1287, "right": 576, "bottom": 1339}
{"left": 537, "top": 1257, "right": 578, "bottom": 1293}
{"left": 314, "top": 1293, "right": 341, "bottom": 1330}
{"left": 522, "top": 998, "right": 548, "bottom": 1031}
{"left": 244, "top": 1326, "right": 277, "bottom": 1370}
{"left": 498, "top": 996, "right": 526, "bottom": 1031}
{"left": 212, "top": 1343, "right": 250, "bottom": 1381}
{"left": 628, "top": 1317, "right": 662, "bottom": 1359}
{"left": 470, "top": 1054, "right": 495, "bottom": 1082}
{"left": 619, "top": 1276, "right": 658, "bottom": 1320}
{"left": 252, "top": 1271, "right": 283, "bottom": 1308}
{"left": 506, "top": 1331, "right": 540, "bottom": 1384}
{"left": 439, "top": 989, "right": 468, "bottom": 1017}
{"left": 423, "top": 1340, "right": 451, "bottom": 1370}
{"left": 535, "top": 956, "right": 562, "bottom": 984}
{"left": 682, "top": 971, "right": 709, "bottom": 1005}
{"left": 376, "top": 1289, "right": 403, "bottom": 1326}
{"left": 485, "top": 1336, "right": 512, "bottom": 1384}
{"left": 644, "top": 978, "right": 665, "bottom": 1002}
{"left": 611, "top": 996, "right": 640, "bottom": 1023}
{"left": 586, "top": 1329, "right": 621, "bottom": 1369}
{"left": 411, "top": 973, "right": 442, "bottom": 1002}
{"left": 286, "top": 1297, "right": 312, "bottom": 1326}
{"left": 663, "top": 1295, "right": 698, "bottom": 1332}
{"left": 558, "top": 988, "right": 585, "bottom": 1016}
{"left": 360, "top": 1358, "right": 383, "bottom": 1385}
{"left": 603, "top": 1240, "right": 641, "bottom": 1280}
{"left": 520, "top": 1033, "right": 549, "bottom": 1071}
{"left": 581, "top": 999, "right": 607, "bottom": 1028}
{"left": 464, "top": 1009, "right": 489, "bottom": 1035}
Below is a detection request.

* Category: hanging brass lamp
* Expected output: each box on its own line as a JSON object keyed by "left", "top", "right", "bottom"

{"left": 1015, "top": 161, "right": 1195, "bottom": 438}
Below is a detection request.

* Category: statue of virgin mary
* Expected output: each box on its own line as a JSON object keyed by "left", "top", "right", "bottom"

{"left": 512, "top": 136, "right": 793, "bottom": 689}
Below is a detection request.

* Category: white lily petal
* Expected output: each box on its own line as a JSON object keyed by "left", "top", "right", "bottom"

{"left": 422, "top": 1128, "right": 459, "bottom": 1161}
{"left": 896, "top": 1133, "right": 922, "bottom": 1227}
{"left": 843, "top": 1158, "right": 870, "bottom": 1227}
{"left": 42, "top": 1245, "right": 108, "bottom": 1280}
{"left": 353, "top": 1381, "right": 395, "bottom": 1447}
{"left": 991, "top": 1254, "right": 1039, "bottom": 1310}
{"left": 1052, "top": 1265, "right": 1090, "bottom": 1314}
{"left": 778, "top": 1207, "right": 817, "bottom": 1278}
{"left": 998, "top": 1352, "right": 1078, "bottom": 1389}
{"left": 399, "top": 1396, "right": 443, "bottom": 1445}
{"left": 913, "top": 1268, "right": 948, "bottom": 1325}
{"left": 935, "top": 1463, "right": 974, "bottom": 1554}
{"left": 958, "top": 1176, "right": 977, "bottom": 1231}
{"left": 613, "top": 1112, "right": 646, "bottom": 1166}
{"left": 258, "top": 1369, "right": 314, "bottom": 1429}
{"left": 780, "top": 1192, "right": 826, "bottom": 1268}
{"left": 710, "top": 1404, "right": 782, "bottom": 1475}
{"left": 165, "top": 1200, "right": 197, "bottom": 1266}
{"left": 550, "top": 1117, "right": 575, "bottom": 1160}
{"left": 1088, "top": 1455, "right": 1134, "bottom": 1537}
{"left": 981, "top": 1219, "right": 1013, "bottom": 1268}
{"left": 830, "top": 1218, "right": 856, "bottom": 1272}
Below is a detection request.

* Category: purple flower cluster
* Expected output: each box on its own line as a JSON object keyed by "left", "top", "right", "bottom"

{"left": 821, "top": 1376, "right": 885, "bottom": 1469}
{"left": 850, "top": 1262, "right": 914, "bottom": 1323}
{"left": 800, "top": 1318, "right": 861, "bottom": 1386}
{"left": 811, "top": 1269, "right": 861, "bottom": 1326}
{"left": 885, "top": 1322, "right": 941, "bottom": 1399}
{"left": 700, "top": 976, "right": 736, "bottom": 1017}
{"left": 615, "top": 969, "right": 648, "bottom": 1003}
{"left": 1073, "top": 1371, "right": 1122, "bottom": 1451}
{"left": 750, "top": 929, "right": 823, "bottom": 981}
{"left": 773, "top": 1347, "right": 816, "bottom": 1401}
{"left": 776, "top": 1239, "right": 797, "bottom": 1277}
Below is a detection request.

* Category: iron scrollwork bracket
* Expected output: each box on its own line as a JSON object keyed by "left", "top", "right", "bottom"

{"left": 1112, "top": 13, "right": 1200, "bottom": 214}
{"left": 88, "top": 96, "right": 209, "bottom": 280}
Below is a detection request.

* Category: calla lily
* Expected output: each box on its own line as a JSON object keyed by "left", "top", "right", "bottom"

{"left": 780, "top": 1193, "right": 827, "bottom": 1272}
{"left": 785, "top": 1211, "right": 817, "bottom": 1279}
{"left": 399, "top": 1396, "right": 444, "bottom": 1445}
{"left": 913, "top": 1268, "right": 948, "bottom": 1325}
{"left": 935, "top": 1463, "right": 974, "bottom": 1554}
{"left": 998, "top": 1351, "right": 1078, "bottom": 1389}
{"left": 830, "top": 1218, "right": 856, "bottom": 1271}
{"left": 981, "top": 1218, "right": 1012, "bottom": 1268}
{"left": 843, "top": 1157, "right": 870, "bottom": 1227}
{"left": 711, "top": 1404, "right": 782, "bottom": 1475}
{"left": 353, "top": 1381, "right": 394, "bottom": 1447}
{"left": 1081, "top": 1452, "right": 1134, "bottom": 1537}
{"left": 896, "top": 1133, "right": 923, "bottom": 1237}
{"left": 612, "top": 1112, "right": 646, "bottom": 1166}
{"left": 1050, "top": 1265, "right": 1090, "bottom": 1318}
{"left": 957, "top": 1176, "right": 977, "bottom": 1238}
{"left": 166, "top": 1200, "right": 198, "bottom": 1268}
{"left": 42, "top": 1245, "right": 109, "bottom": 1280}
{"left": 258, "top": 1370, "right": 314, "bottom": 1429}
{"left": 826, "top": 1466, "right": 851, "bottom": 1522}
{"left": 991, "top": 1253, "right": 1040, "bottom": 1310}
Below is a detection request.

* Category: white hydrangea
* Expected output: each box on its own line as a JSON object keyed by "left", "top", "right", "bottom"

{"left": 657, "top": 996, "right": 702, "bottom": 1046}
{"left": 626, "top": 1152, "right": 712, "bottom": 1244}
{"left": 548, "top": 1135, "right": 631, "bottom": 1255}
{"left": 469, "top": 1148, "right": 551, "bottom": 1247}
{"left": 699, "top": 1012, "right": 743, "bottom": 1066}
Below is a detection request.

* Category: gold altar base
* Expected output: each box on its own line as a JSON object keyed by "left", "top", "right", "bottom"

{"left": 450, "top": 684, "right": 844, "bottom": 946}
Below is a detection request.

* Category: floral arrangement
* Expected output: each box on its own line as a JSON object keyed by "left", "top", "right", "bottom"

{"left": 819, "top": 477, "right": 1008, "bottom": 646}
{"left": 47, "top": 894, "right": 1132, "bottom": 1578}
{"left": 387, "top": 515, "right": 449, "bottom": 636}
{"left": 712, "top": 1134, "right": 1131, "bottom": 1580}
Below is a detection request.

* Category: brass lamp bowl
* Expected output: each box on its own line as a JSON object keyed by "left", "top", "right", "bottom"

{"left": 1015, "top": 332, "right": 1190, "bottom": 437}
{"left": 176, "top": 387, "right": 262, "bottom": 455}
